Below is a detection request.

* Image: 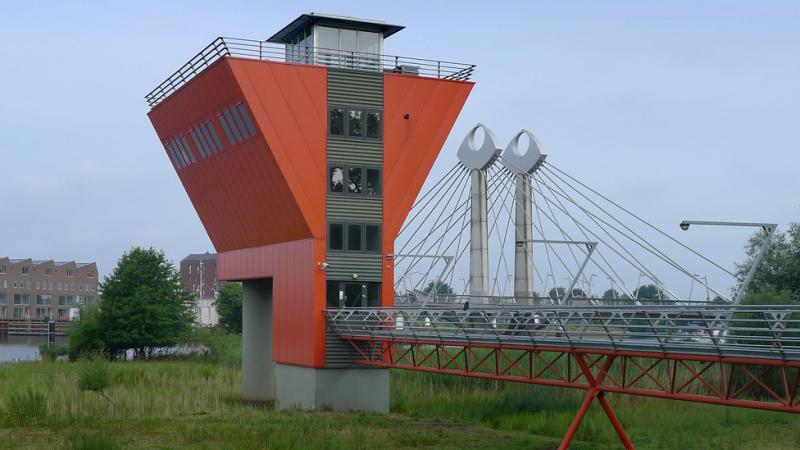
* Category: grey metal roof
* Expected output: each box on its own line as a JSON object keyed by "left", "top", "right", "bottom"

{"left": 182, "top": 252, "right": 217, "bottom": 262}
{"left": 266, "top": 12, "right": 404, "bottom": 43}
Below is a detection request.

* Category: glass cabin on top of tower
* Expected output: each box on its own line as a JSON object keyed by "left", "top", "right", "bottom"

{"left": 267, "top": 13, "right": 404, "bottom": 71}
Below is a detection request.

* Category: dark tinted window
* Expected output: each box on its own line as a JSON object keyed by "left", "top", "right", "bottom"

{"left": 329, "top": 223, "right": 344, "bottom": 250}
{"left": 344, "top": 282, "right": 364, "bottom": 308}
{"left": 326, "top": 281, "right": 341, "bottom": 308}
{"left": 218, "top": 114, "right": 235, "bottom": 145}
{"left": 223, "top": 109, "right": 242, "bottom": 143}
{"left": 347, "top": 224, "right": 362, "bottom": 251}
{"left": 329, "top": 166, "right": 344, "bottom": 192}
{"left": 348, "top": 109, "right": 363, "bottom": 137}
{"left": 365, "top": 168, "right": 380, "bottom": 195}
{"left": 367, "top": 282, "right": 381, "bottom": 307}
{"left": 237, "top": 104, "right": 257, "bottom": 137}
{"left": 365, "top": 225, "right": 380, "bottom": 252}
{"left": 347, "top": 167, "right": 362, "bottom": 194}
{"left": 205, "top": 122, "right": 224, "bottom": 151}
{"left": 330, "top": 107, "right": 345, "bottom": 136}
{"left": 366, "top": 111, "right": 381, "bottom": 139}
{"left": 229, "top": 106, "right": 250, "bottom": 139}
{"left": 191, "top": 128, "right": 209, "bottom": 159}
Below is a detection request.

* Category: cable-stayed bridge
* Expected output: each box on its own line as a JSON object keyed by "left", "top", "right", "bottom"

{"left": 327, "top": 125, "right": 793, "bottom": 449}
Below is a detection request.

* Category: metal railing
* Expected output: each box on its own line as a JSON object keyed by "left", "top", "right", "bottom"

{"left": 145, "top": 37, "right": 476, "bottom": 108}
{"left": 326, "top": 305, "right": 800, "bottom": 361}
{"left": 394, "top": 293, "right": 718, "bottom": 307}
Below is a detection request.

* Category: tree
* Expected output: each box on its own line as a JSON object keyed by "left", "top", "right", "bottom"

{"left": 215, "top": 283, "right": 243, "bottom": 334}
{"left": 736, "top": 223, "right": 800, "bottom": 297}
{"left": 422, "top": 280, "right": 454, "bottom": 296}
{"left": 68, "top": 305, "right": 106, "bottom": 360}
{"left": 547, "top": 287, "right": 587, "bottom": 301}
{"left": 548, "top": 287, "right": 566, "bottom": 301}
{"left": 99, "top": 247, "right": 195, "bottom": 359}
{"left": 634, "top": 284, "right": 669, "bottom": 301}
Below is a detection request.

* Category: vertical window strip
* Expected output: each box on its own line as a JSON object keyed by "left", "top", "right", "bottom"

{"left": 199, "top": 123, "right": 219, "bottom": 154}
{"left": 217, "top": 114, "right": 235, "bottom": 145}
{"left": 194, "top": 125, "right": 213, "bottom": 156}
{"left": 165, "top": 142, "right": 182, "bottom": 169}
{"left": 179, "top": 136, "right": 196, "bottom": 164}
{"left": 170, "top": 140, "right": 187, "bottom": 168}
{"left": 223, "top": 109, "right": 243, "bottom": 143}
{"left": 237, "top": 104, "right": 257, "bottom": 137}
{"left": 190, "top": 129, "right": 208, "bottom": 159}
{"left": 205, "top": 122, "right": 224, "bottom": 152}
{"left": 228, "top": 106, "right": 249, "bottom": 139}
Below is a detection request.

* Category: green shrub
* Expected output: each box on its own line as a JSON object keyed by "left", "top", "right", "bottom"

{"left": 2, "top": 388, "right": 48, "bottom": 426}
{"left": 39, "top": 343, "right": 68, "bottom": 362}
{"left": 190, "top": 328, "right": 242, "bottom": 367}
{"left": 68, "top": 305, "right": 106, "bottom": 361}
{"left": 77, "top": 356, "right": 114, "bottom": 408}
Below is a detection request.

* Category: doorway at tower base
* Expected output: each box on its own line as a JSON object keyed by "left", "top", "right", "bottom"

{"left": 275, "top": 364, "right": 389, "bottom": 412}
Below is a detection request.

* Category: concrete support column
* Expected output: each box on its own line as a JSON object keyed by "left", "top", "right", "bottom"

{"left": 241, "top": 278, "right": 274, "bottom": 402}
{"left": 275, "top": 364, "right": 389, "bottom": 412}
{"left": 469, "top": 169, "right": 490, "bottom": 302}
{"left": 514, "top": 174, "right": 534, "bottom": 304}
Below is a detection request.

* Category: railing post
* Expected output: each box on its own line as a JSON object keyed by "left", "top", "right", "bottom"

{"left": 437, "top": 60, "right": 441, "bottom": 78}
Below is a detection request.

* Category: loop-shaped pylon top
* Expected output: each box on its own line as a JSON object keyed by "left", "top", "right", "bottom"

{"left": 501, "top": 129, "right": 547, "bottom": 174}
{"left": 456, "top": 123, "right": 502, "bottom": 170}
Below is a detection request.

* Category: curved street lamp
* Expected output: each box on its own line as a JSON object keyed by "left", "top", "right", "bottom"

{"left": 679, "top": 220, "right": 777, "bottom": 305}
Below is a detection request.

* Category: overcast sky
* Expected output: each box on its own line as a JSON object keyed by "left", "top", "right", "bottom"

{"left": 0, "top": 1, "right": 797, "bottom": 287}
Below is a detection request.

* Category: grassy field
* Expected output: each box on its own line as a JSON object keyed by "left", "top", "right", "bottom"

{"left": 1, "top": 334, "right": 800, "bottom": 449}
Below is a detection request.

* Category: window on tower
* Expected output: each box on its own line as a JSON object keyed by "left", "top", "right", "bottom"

{"left": 328, "top": 164, "right": 380, "bottom": 197}
{"left": 327, "top": 222, "right": 381, "bottom": 254}
{"left": 329, "top": 106, "right": 381, "bottom": 141}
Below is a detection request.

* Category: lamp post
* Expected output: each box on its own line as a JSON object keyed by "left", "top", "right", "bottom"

{"left": 679, "top": 220, "right": 777, "bottom": 305}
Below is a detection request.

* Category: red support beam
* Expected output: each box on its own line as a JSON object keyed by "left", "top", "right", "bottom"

{"left": 340, "top": 335, "right": 800, "bottom": 447}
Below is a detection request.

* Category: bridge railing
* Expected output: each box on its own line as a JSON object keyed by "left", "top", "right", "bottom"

{"left": 394, "top": 293, "right": 719, "bottom": 307}
{"left": 326, "top": 305, "right": 800, "bottom": 361}
{"left": 145, "top": 37, "right": 476, "bottom": 108}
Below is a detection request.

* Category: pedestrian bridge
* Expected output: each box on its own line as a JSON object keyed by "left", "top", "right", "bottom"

{"left": 327, "top": 303, "right": 800, "bottom": 449}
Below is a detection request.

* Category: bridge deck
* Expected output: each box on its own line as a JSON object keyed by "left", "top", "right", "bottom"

{"left": 326, "top": 305, "right": 800, "bottom": 361}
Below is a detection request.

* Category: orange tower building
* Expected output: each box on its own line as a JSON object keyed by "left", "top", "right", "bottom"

{"left": 147, "top": 13, "right": 474, "bottom": 410}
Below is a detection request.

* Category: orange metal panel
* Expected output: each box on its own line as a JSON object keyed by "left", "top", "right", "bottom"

{"left": 217, "top": 238, "right": 327, "bottom": 367}
{"left": 227, "top": 58, "right": 328, "bottom": 239}
{"left": 382, "top": 74, "right": 473, "bottom": 304}
{"left": 147, "top": 58, "right": 328, "bottom": 253}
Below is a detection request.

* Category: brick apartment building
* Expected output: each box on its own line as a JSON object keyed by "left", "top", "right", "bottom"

{"left": 180, "top": 252, "right": 222, "bottom": 326}
{"left": 0, "top": 257, "right": 98, "bottom": 321}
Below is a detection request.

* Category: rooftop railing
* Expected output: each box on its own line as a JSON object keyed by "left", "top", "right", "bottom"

{"left": 145, "top": 37, "right": 476, "bottom": 108}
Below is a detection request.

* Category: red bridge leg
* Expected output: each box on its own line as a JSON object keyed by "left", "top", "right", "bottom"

{"left": 559, "top": 354, "right": 634, "bottom": 449}
{"left": 559, "top": 389, "right": 598, "bottom": 450}
{"left": 597, "top": 392, "right": 634, "bottom": 449}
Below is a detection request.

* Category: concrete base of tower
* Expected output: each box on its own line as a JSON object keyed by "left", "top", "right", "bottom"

{"left": 275, "top": 363, "right": 390, "bottom": 412}
{"left": 241, "top": 279, "right": 275, "bottom": 403}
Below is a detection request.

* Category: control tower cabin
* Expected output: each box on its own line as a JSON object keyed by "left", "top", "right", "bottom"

{"left": 146, "top": 13, "right": 474, "bottom": 411}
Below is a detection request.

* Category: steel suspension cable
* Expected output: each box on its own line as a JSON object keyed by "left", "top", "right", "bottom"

{"left": 544, "top": 163, "right": 737, "bottom": 279}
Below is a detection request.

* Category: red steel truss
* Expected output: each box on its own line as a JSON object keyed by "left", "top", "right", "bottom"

{"left": 339, "top": 336, "right": 800, "bottom": 449}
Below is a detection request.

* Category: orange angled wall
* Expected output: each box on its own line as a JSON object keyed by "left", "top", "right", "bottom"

{"left": 147, "top": 58, "right": 328, "bottom": 253}
{"left": 227, "top": 58, "right": 329, "bottom": 239}
{"left": 382, "top": 74, "right": 473, "bottom": 238}
{"left": 381, "top": 74, "right": 473, "bottom": 303}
